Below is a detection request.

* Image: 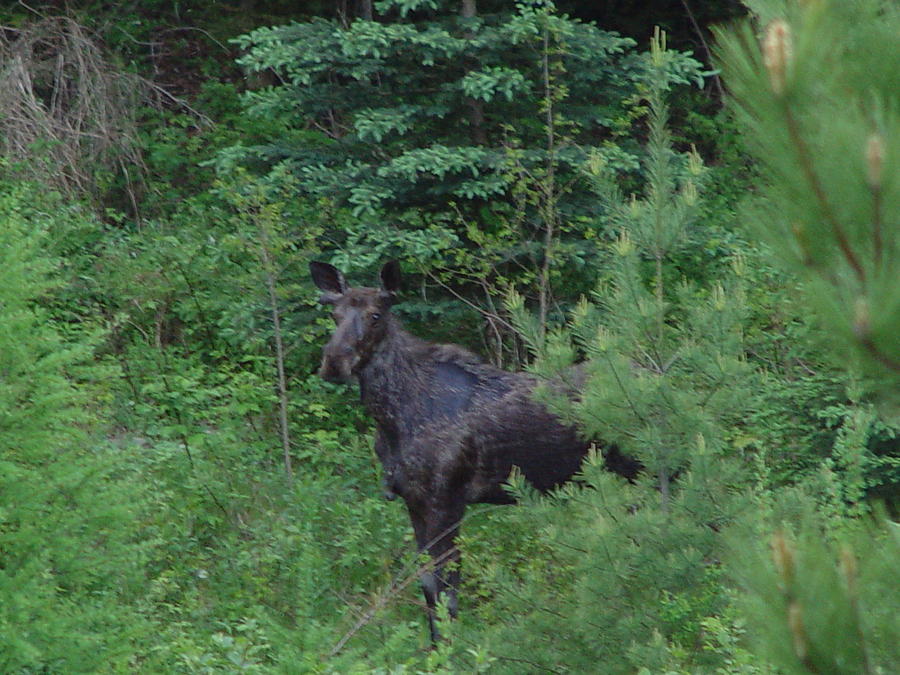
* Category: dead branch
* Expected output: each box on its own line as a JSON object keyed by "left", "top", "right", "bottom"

{"left": 0, "top": 15, "right": 205, "bottom": 203}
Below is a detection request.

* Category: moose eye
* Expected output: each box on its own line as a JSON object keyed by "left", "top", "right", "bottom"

{"left": 371, "top": 313, "right": 381, "bottom": 322}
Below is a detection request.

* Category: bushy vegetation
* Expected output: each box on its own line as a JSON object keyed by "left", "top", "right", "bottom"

{"left": 0, "top": 0, "right": 896, "bottom": 672}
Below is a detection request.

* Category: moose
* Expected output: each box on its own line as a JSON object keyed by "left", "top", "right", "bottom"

{"left": 310, "top": 260, "right": 637, "bottom": 640}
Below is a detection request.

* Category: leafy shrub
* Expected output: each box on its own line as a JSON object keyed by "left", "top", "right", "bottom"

{"left": 0, "top": 178, "right": 153, "bottom": 672}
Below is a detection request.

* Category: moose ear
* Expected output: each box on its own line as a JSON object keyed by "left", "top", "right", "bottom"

{"left": 309, "top": 261, "right": 347, "bottom": 304}
{"left": 380, "top": 260, "right": 402, "bottom": 294}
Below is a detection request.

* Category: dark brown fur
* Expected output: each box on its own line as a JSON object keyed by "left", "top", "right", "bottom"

{"left": 310, "top": 261, "right": 637, "bottom": 640}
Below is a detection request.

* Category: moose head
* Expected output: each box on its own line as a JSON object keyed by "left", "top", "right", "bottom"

{"left": 309, "top": 260, "right": 401, "bottom": 383}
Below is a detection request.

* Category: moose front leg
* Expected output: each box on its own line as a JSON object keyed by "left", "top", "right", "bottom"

{"left": 374, "top": 430, "right": 400, "bottom": 501}
{"left": 407, "top": 498, "right": 465, "bottom": 642}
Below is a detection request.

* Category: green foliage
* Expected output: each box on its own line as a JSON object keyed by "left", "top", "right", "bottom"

{"left": 456, "top": 454, "right": 750, "bottom": 673}
{"left": 728, "top": 499, "right": 899, "bottom": 675}
{"left": 227, "top": 1, "right": 708, "bottom": 360}
{"left": 714, "top": 0, "right": 900, "bottom": 416}
{"left": 713, "top": 3, "right": 900, "bottom": 673}
{"left": 513, "top": 39, "right": 752, "bottom": 497}
{"left": 130, "top": 438, "right": 415, "bottom": 672}
{"left": 0, "top": 2, "right": 896, "bottom": 673}
{"left": 0, "top": 180, "right": 152, "bottom": 672}
{"left": 470, "top": 47, "right": 757, "bottom": 672}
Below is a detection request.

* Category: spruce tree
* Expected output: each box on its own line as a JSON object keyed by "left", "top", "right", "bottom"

{"left": 227, "top": 0, "right": 707, "bottom": 333}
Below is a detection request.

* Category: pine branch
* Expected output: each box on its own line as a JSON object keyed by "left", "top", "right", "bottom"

{"left": 781, "top": 103, "right": 865, "bottom": 283}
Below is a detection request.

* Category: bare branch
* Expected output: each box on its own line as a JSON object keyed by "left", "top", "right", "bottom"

{"left": 0, "top": 15, "right": 207, "bottom": 201}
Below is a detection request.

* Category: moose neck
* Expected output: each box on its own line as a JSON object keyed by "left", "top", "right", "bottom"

{"left": 356, "top": 316, "right": 430, "bottom": 430}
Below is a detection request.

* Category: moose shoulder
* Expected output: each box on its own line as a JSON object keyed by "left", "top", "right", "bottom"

{"left": 310, "top": 260, "right": 637, "bottom": 641}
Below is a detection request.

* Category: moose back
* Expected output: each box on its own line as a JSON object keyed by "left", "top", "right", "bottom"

{"left": 310, "top": 260, "right": 634, "bottom": 641}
